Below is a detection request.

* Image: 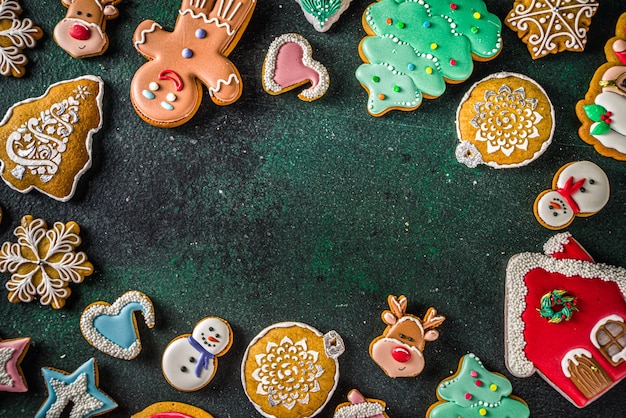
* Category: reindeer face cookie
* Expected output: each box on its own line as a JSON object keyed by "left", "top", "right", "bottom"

{"left": 53, "top": 0, "right": 120, "bottom": 58}
{"left": 131, "top": 0, "right": 256, "bottom": 128}
{"left": 534, "top": 161, "right": 610, "bottom": 230}
{"left": 370, "top": 295, "right": 444, "bottom": 378}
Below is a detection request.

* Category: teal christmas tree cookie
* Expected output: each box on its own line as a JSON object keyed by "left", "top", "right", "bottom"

{"left": 356, "top": 0, "right": 502, "bottom": 116}
{"left": 427, "top": 353, "right": 530, "bottom": 418}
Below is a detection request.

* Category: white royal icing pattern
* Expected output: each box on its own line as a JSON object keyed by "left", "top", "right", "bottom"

{"left": 506, "top": 0, "right": 599, "bottom": 58}
{"left": 0, "top": 347, "right": 15, "bottom": 387}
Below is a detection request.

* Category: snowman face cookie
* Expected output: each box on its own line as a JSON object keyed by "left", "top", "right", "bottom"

{"left": 162, "top": 317, "right": 232, "bottom": 391}
{"left": 534, "top": 161, "right": 610, "bottom": 230}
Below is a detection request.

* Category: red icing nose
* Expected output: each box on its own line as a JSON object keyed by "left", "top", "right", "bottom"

{"left": 391, "top": 346, "right": 411, "bottom": 362}
{"left": 69, "top": 23, "right": 91, "bottom": 40}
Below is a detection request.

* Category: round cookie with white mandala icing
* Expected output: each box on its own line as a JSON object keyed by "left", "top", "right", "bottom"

{"left": 356, "top": 0, "right": 502, "bottom": 116}
{"left": 455, "top": 72, "right": 555, "bottom": 169}
{"left": 241, "top": 322, "right": 345, "bottom": 418}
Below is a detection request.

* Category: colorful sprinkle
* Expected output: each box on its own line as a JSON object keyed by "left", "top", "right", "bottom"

{"left": 475, "top": 379, "right": 483, "bottom": 387}
{"left": 423, "top": 21, "right": 431, "bottom": 28}
{"left": 450, "top": 3, "right": 458, "bottom": 10}
{"left": 471, "top": 26, "right": 479, "bottom": 34}
{"left": 470, "top": 370, "right": 478, "bottom": 378}
{"left": 378, "top": 93, "right": 386, "bottom": 100}
{"left": 142, "top": 90, "right": 155, "bottom": 100}
{"left": 195, "top": 28, "right": 207, "bottom": 39}
{"left": 407, "top": 63, "right": 415, "bottom": 71}
{"left": 161, "top": 101, "right": 174, "bottom": 111}
{"left": 397, "top": 22, "right": 405, "bottom": 29}
{"left": 425, "top": 67, "right": 433, "bottom": 74}
{"left": 393, "top": 85, "right": 400, "bottom": 92}
{"left": 450, "top": 59, "right": 457, "bottom": 66}
{"left": 465, "top": 392, "right": 472, "bottom": 400}
{"left": 372, "top": 75, "right": 380, "bottom": 83}
{"left": 473, "top": 12, "right": 481, "bottom": 19}
{"left": 479, "top": 408, "right": 487, "bottom": 416}
{"left": 490, "top": 383, "right": 498, "bottom": 391}
{"left": 182, "top": 48, "right": 193, "bottom": 59}
{"left": 430, "top": 43, "right": 438, "bottom": 50}
{"left": 386, "top": 17, "right": 392, "bottom": 25}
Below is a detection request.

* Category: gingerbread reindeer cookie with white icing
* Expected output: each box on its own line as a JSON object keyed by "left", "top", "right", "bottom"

{"left": 131, "top": 0, "right": 256, "bottom": 128}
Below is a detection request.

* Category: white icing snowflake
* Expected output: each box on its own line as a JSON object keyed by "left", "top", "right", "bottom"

{"left": 0, "top": 215, "right": 93, "bottom": 309}
{"left": 506, "top": 0, "right": 599, "bottom": 59}
{"left": 0, "top": 0, "right": 42, "bottom": 77}
{"left": 252, "top": 336, "right": 324, "bottom": 410}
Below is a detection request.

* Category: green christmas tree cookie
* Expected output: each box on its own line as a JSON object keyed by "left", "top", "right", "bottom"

{"left": 356, "top": 0, "right": 502, "bottom": 116}
{"left": 427, "top": 353, "right": 530, "bottom": 418}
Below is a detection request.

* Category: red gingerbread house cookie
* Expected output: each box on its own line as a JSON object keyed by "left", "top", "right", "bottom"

{"left": 505, "top": 232, "right": 626, "bottom": 408}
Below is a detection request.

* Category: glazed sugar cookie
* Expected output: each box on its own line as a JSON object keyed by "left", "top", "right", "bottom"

{"left": 426, "top": 353, "right": 530, "bottom": 417}
{"left": 533, "top": 161, "right": 609, "bottom": 230}
{"left": 36, "top": 358, "right": 117, "bottom": 418}
{"left": 162, "top": 316, "right": 232, "bottom": 391}
{"left": 370, "top": 295, "right": 444, "bottom": 378}
{"left": 53, "top": 0, "right": 121, "bottom": 58}
{"left": 80, "top": 291, "right": 155, "bottom": 360}
{"left": 131, "top": 0, "right": 256, "bottom": 127}
{"left": 295, "top": 0, "right": 353, "bottom": 32}
{"left": 0, "top": 215, "right": 94, "bottom": 309}
{"left": 132, "top": 402, "right": 214, "bottom": 418}
{"left": 505, "top": 233, "right": 626, "bottom": 407}
{"left": 576, "top": 13, "right": 626, "bottom": 160}
{"left": 333, "top": 389, "right": 389, "bottom": 418}
{"left": 0, "top": 0, "right": 43, "bottom": 77}
{"left": 0, "top": 335, "right": 30, "bottom": 393}
{"left": 0, "top": 75, "right": 104, "bottom": 201}
{"left": 455, "top": 72, "right": 555, "bottom": 169}
{"left": 262, "top": 33, "right": 330, "bottom": 102}
{"left": 356, "top": 0, "right": 502, "bottom": 116}
{"left": 506, "top": 0, "right": 599, "bottom": 59}
{"left": 242, "top": 322, "right": 345, "bottom": 418}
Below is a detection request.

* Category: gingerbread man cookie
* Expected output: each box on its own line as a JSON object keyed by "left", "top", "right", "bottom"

{"left": 53, "top": 0, "right": 121, "bottom": 58}
{"left": 131, "top": 0, "right": 256, "bottom": 128}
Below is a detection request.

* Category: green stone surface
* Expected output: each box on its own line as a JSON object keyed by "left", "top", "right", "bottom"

{"left": 0, "top": 1, "right": 625, "bottom": 417}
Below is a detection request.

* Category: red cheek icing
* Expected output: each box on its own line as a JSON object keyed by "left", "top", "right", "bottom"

{"left": 273, "top": 42, "right": 320, "bottom": 89}
{"left": 391, "top": 346, "right": 411, "bottom": 362}
{"left": 70, "top": 23, "right": 91, "bottom": 40}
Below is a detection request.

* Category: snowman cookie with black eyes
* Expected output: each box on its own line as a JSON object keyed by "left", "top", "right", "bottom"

{"left": 161, "top": 316, "right": 232, "bottom": 391}
{"left": 534, "top": 161, "right": 610, "bottom": 230}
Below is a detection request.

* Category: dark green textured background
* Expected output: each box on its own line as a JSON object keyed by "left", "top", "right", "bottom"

{"left": 1, "top": 0, "right": 626, "bottom": 416}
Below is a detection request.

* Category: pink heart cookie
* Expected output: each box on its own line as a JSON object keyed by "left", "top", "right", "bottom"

{"left": 262, "top": 33, "right": 329, "bottom": 102}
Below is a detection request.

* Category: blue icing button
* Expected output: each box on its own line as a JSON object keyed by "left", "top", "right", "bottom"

{"left": 161, "top": 101, "right": 174, "bottom": 111}
{"left": 93, "top": 302, "right": 146, "bottom": 349}
{"left": 142, "top": 90, "right": 155, "bottom": 100}
{"left": 196, "top": 28, "right": 207, "bottom": 39}
{"left": 182, "top": 48, "right": 193, "bottom": 58}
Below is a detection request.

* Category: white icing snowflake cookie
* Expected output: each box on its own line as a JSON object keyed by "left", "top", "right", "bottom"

{"left": 506, "top": 0, "right": 599, "bottom": 59}
{"left": 0, "top": 215, "right": 93, "bottom": 309}
{"left": 0, "top": 0, "right": 43, "bottom": 77}
{"left": 242, "top": 322, "right": 345, "bottom": 418}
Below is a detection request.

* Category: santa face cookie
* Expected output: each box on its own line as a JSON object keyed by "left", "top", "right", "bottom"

{"left": 53, "top": 0, "right": 120, "bottom": 58}
{"left": 242, "top": 322, "right": 345, "bottom": 418}
{"left": 162, "top": 316, "right": 232, "bottom": 391}
{"left": 505, "top": 233, "right": 626, "bottom": 407}
{"left": 506, "top": 0, "right": 599, "bottom": 59}
{"left": 455, "top": 72, "right": 555, "bottom": 169}
{"left": 131, "top": 0, "right": 256, "bottom": 127}
{"left": 369, "top": 295, "right": 444, "bottom": 378}
{"left": 356, "top": 0, "right": 502, "bottom": 116}
{"left": 577, "top": 13, "right": 626, "bottom": 160}
{"left": 534, "top": 161, "right": 610, "bottom": 230}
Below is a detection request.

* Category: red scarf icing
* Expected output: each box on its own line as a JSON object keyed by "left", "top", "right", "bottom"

{"left": 557, "top": 176, "right": 585, "bottom": 214}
